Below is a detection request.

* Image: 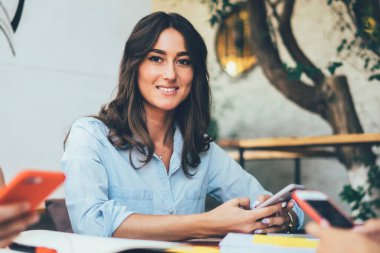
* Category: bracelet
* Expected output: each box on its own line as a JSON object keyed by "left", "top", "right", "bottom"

{"left": 286, "top": 210, "right": 298, "bottom": 233}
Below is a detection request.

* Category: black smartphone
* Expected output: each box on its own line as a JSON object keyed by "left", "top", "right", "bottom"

{"left": 292, "top": 190, "right": 354, "bottom": 228}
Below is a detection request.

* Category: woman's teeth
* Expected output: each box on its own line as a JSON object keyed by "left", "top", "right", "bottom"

{"left": 157, "top": 86, "right": 177, "bottom": 92}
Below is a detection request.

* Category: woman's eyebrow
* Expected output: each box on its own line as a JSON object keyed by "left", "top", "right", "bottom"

{"left": 177, "top": 51, "right": 190, "bottom": 57}
{"left": 150, "top": 49, "right": 166, "bottom": 55}
{"left": 150, "top": 49, "right": 189, "bottom": 56}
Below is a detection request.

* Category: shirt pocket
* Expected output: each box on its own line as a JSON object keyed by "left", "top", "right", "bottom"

{"left": 109, "top": 186, "right": 153, "bottom": 214}
{"left": 180, "top": 189, "right": 207, "bottom": 214}
{"left": 185, "top": 189, "right": 206, "bottom": 200}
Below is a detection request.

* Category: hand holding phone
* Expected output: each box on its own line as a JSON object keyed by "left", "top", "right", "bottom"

{"left": 0, "top": 170, "right": 65, "bottom": 210}
{"left": 292, "top": 190, "right": 353, "bottom": 228}
{"left": 0, "top": 202, "right": 40, "bottom": 248}
{"left": 256, "top": 184, "right": 305, "bottom": 208}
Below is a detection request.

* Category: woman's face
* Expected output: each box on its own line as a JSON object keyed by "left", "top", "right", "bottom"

{"left": 138, "top": 28, "right": 194, "bottom": 114}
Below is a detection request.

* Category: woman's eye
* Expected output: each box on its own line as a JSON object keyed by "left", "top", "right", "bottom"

{"left": 177, "top": 59, "right": 191, "bottom": 66}
{"left": 148, "top": 56, "right": 162, "bottom": 62}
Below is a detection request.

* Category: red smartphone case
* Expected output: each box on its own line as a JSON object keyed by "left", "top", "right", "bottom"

{"left": 0, "top": 170, "right": 65, "bottom": 209}
{"left": 291, "top": 191, "right": 325, "bottom": 225}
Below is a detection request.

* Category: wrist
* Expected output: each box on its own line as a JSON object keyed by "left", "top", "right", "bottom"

{"left": 191, "top": 212, "right": 213, "bottom": 238}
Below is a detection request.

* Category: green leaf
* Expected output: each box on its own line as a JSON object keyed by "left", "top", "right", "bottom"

{"left": 216, "top": 9, "right": 225, "bottom": 19}
{"left": 222, "top": 0, "right": 231, "bottom": 10}
{"left": 327, "top": 62, "right": 343, "bottom": 75}
{"left": 352, "top": 202, "right": 360, "bottom": 210}
{"left": 337, "top": 39, "right": 347, "bottom": 53}
{"left": 368, "top": 73, "right": 380, "bottom": 81}
{"left": 209, "top": 15, "right": 219, "bottom": 27}
{"left": 370, "top": 61, "right": 380, "bottom": 71}
{"left": 364, "top": 58, "right": 370, "bottom": 69}
{"left": 304, "top": 65, "right": 322, "bottom": 78}
{"left": 340, "top": 185, "right": 358, "bottom": 202}
{"left": 287, "top": 66, "right": 302, "bottom": 80}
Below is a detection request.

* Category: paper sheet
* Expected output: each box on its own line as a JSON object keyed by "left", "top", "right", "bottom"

{"left": 8, "top": 230, "right": 183, "bottom": 253}
{"left": 220, "top": 233, "right": 318, "bottom": 253}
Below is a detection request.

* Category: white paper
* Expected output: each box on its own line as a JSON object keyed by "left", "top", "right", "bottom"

{"left": 219, "top": 233, "right": 317, "bottom": 253}
{"left": 5, "top": 230, "right": 186, "bottom": 253}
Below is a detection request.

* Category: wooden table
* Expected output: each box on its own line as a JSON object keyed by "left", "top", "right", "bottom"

{"left": 218, "top": 133, "right": 380, "bottom": 184}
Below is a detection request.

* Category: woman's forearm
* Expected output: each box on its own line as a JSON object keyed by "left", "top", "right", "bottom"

{"left": 112, "top": 198, "right": 284, "bottom": 241}
{"left": 112, "top": 212, "right": 212, "bottom": 241}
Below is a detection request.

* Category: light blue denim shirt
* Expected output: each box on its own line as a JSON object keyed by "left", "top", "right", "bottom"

{"left": 61, "top": 117, "right": 304, "bottom": 237}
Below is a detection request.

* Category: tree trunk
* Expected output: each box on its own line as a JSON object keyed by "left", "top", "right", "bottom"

{"left": 321, "top": 75, "right": 376, "bottom": 168}
{"left": 321, "top": 76, "right": 377, "bottom": 214}
{"left": 247, "top": 0, "right": 377, "bottom": 198}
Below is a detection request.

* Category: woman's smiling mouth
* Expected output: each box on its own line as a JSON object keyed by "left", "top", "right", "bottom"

{"left": 156, "top": 86, "right": 179, "bottom": 92}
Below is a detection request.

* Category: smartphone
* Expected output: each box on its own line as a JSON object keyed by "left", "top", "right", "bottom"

{"left": 256, "top": 184, "right": 305, "bottom": 208}
{"left": 292, "top": 190, "right": 353, "bottom": 228}
{"left": 0, "top": 170, "right": 65, "bottom": 209}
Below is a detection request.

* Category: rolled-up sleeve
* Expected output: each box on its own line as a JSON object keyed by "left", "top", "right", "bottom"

{"left": 292, "top": 203, "right": 304, "bottom": 229}
{"left": 61, "top": 119, "right": 134, "bottom": 237}
{"left": 206, "top": 143, "right": 271, "bottom": 204}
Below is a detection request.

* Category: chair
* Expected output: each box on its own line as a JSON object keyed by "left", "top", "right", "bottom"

{"left": 45, "top": 199, "right": 73, "bottom": 233}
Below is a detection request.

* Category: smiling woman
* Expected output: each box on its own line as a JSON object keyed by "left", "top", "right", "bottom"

{"left": 61, "top": 11, "right": 304, "bottom": 241}
{"left": 137, "top": 28, "right": 194, "bottom": 168}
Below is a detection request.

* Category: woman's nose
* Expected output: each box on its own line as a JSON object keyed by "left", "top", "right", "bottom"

{"left": 162, "top": 62, "right": 176, "bottom": 80}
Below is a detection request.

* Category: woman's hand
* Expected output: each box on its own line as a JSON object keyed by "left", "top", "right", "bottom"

{"left": 354, "top": 219, "right": 380, "bottom": 244}
{"left": 306, "top": 222, "right": 380, "bottom": 253}
{"left": 251, "top": 195, "right": 296, "bottom": 234}
{"left": 0, "top": 202, "right": 39, "bottom": 248}
{"left": 205, "top": 197, "right": 283, "bottom": 235}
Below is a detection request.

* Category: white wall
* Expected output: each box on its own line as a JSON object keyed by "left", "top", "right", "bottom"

{"left": 0, "top": 0, "right": 151, "bottom": 197}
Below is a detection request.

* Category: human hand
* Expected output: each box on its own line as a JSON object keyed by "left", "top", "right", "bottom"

{"left": 0, "top": 202, "right": 39, "bottom": 248}
{"left": 205, "top": 197, "right": 283, "bottom": 235}
{"left": 306, "top": 222, "right": 380, "bottom": 253}
{"left": 252, "top": 195, "right": 296, "bottom": 234}
{"left": 353, "top": 219, "right": 380, "bottom": 244}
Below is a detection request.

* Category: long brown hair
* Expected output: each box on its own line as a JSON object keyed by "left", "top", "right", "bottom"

{"left": 97, "top": 12, "right": 211, "bottom": 176}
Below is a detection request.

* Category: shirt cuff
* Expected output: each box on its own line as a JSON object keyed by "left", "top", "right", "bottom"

{"left": 292, "top": 202, "right": 305, "bottom": 230}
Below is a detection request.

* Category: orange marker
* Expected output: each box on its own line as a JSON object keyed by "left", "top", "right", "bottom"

{"left": 9, "top": 242, "right": 57, "bottom": 253}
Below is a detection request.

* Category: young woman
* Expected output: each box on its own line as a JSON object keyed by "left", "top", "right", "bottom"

{"left": 62, "top": 12, "right": 304, "bottom": 241}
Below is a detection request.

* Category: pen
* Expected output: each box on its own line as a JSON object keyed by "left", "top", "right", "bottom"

{"left": 9, "top": 242, "right": 57, "bottom": 253}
